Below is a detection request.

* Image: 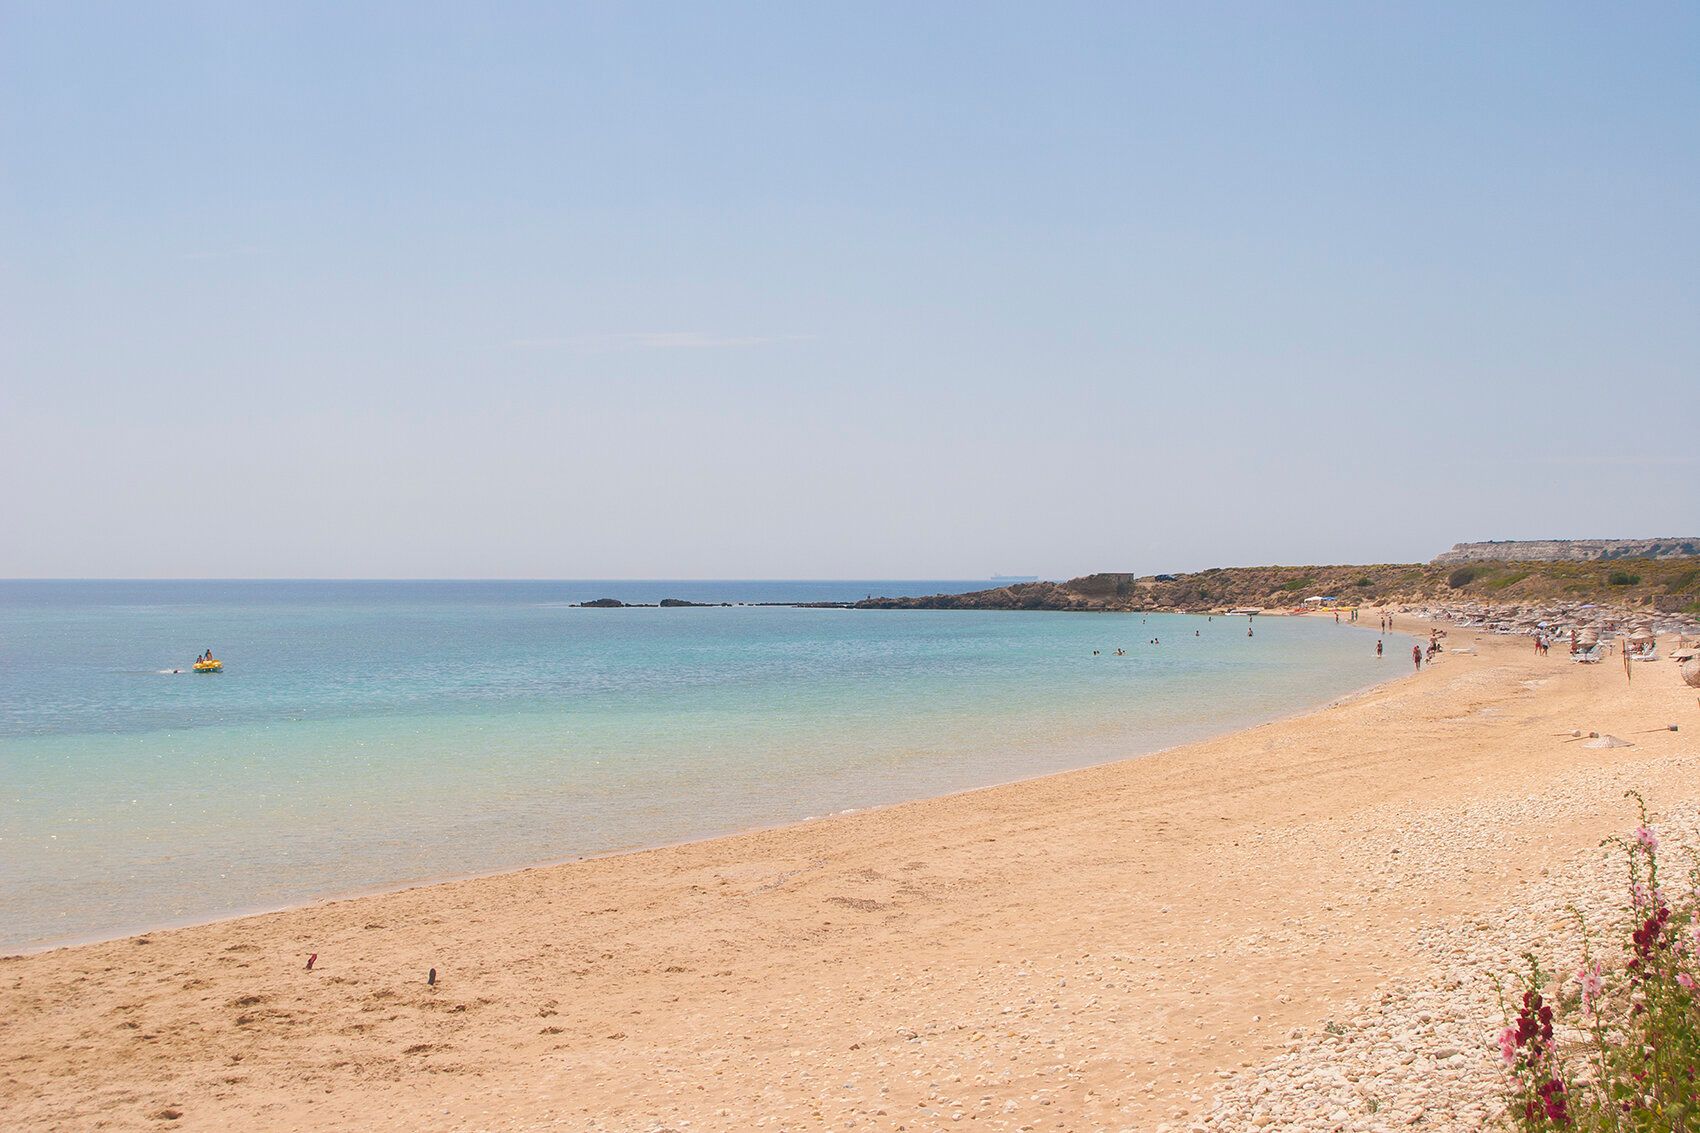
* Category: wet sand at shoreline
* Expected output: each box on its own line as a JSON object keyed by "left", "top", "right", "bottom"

{"left": 3, "top": 615, "right": 1695, "bottom": 1132}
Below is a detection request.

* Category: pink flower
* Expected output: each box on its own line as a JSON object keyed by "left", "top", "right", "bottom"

{"left": 1577, "top": 962, "right": 1605, "bottom": 1012}
{"left": 1679, "top": 973, "right": 1696, "bottom": 992}
{"left": 1636, "top": 825, "right": 1659, "bottom": 852}
{"left": 1499, "top": 1026, "right": 1518, "bottom": 1065}
{"left": 1630, "top": 881, "right": 1663, "bottom": 910}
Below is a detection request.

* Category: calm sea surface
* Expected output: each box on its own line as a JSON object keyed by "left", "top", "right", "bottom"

{"left": 0, "top": 580, "right": 1395, "bottom": 952}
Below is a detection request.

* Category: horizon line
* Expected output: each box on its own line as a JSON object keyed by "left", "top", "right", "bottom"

{"left": 0, "top": 576, "right": 1035, "bottom": 583}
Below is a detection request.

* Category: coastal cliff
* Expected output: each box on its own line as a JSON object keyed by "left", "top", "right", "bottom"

{"left": 1433, "top": 538, "right": 1700, "bottom": 564}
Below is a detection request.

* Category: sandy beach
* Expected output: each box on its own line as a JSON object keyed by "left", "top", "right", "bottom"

{"left": 4, "top": 615, "right": 1696, "bottom": 1132}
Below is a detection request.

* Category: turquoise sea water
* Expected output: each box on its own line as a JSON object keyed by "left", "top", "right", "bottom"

{"left": 0, "top": 581, "right": 1395, "bottom": 952}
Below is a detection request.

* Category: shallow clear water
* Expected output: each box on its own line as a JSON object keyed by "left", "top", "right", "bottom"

{"left": 0, "top": 581, "right": 1395, "bottom": 952}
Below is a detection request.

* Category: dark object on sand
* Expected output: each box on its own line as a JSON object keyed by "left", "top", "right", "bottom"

{"left": 428, "top": 967, "right": 437, "bottom": 986}
{"left": 306, "top": 953, "right": 316, "bottom": 970}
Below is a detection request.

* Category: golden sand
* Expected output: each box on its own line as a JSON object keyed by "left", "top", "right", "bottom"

{"left": 3, "top": 616, "right": 1695, "bottom": 1131}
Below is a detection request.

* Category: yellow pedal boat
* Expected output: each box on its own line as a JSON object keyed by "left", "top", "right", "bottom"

{"left": 193, "top": 658, "right": 223, "bottom": 673}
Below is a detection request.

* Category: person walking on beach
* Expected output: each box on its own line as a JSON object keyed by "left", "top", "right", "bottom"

{"left": 1412, "top": 644, "right": 1422, "bottom": 671}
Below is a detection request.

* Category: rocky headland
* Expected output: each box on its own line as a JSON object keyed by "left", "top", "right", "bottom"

{"left": 854, "top": 559, "right": 1700, "bottom": 631}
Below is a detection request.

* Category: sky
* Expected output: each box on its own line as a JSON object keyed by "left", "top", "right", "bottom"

{"left": 2, "top": 2, "right": 1696, "bottom": 580}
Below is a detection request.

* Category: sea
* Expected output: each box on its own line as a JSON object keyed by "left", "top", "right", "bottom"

{"left": 0, "top": 580, "right": 1396, "bottom": 953}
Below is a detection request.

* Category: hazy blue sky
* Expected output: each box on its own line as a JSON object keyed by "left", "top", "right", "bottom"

{"left": 3, "top": 3, "right": 1696, "bottom": 579}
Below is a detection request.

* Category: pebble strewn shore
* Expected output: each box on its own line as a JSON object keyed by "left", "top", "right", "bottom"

{"left": 1407, "top": 600, "right": 1700, "bottom": 642}
{"left": 1205, "top": 756, "right": 1700, "bottom": 1133}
